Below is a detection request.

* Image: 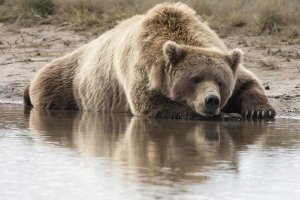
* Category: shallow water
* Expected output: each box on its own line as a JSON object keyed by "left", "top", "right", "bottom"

{"left": 1, "top": 104, "right": 300, "bottom": 200}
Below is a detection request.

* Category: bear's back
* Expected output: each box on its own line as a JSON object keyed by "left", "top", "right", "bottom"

{"left": 139, "top": 3, "right": 227, "bottom": 55}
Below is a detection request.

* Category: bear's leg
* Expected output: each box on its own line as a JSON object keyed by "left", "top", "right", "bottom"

{"left": 29, "top": 69, "right": 78, "bottom": 110}
{"left": 223, "top": 78, "right": 276, "bottom": 118}
{"left": 130, "top": 85, "right": 201, "bottom": 119}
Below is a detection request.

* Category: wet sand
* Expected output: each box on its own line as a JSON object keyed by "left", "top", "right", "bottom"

{"left": 0, "top": 23, "right": 299, "bottom": 117}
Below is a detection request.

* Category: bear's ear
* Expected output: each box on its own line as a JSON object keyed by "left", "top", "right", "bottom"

{"left": 163, "top": 41, "right": 186, "bottom": 64}
{"left": 228, "top": 48, "right": 244, "bottom": 71}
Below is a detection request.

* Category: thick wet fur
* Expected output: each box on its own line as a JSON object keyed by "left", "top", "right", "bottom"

{"left": 25, "top": 3, "right": 275, "bottom": 119}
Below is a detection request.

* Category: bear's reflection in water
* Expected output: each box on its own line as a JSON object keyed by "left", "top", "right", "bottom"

{"left": 28, "top": 109, "right": 267, "bottom": 184}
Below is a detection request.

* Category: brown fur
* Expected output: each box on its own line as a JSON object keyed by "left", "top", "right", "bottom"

{"left": 23, "top": 84, "right": 32, "bottom": 107}
{"left": 25, "top": 3, "right": 275, "bottom": 119}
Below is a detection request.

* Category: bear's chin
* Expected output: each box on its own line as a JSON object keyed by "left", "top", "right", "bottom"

{"left": 201, "top": 113, "right": 218, "bottom": 118}
{"left": 196, "top": 110, "right": 220, "bottom": 118}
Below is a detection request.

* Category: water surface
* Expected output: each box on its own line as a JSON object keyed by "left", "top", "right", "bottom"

{"left": 1, "top": 104, "right": 300, "bottom": 200}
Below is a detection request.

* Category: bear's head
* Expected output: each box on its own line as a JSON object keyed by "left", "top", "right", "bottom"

{"left": 149, "top": 40, "right": 243, "bottom": 117}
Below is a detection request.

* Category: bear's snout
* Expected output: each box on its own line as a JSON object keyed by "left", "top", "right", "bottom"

{"left": 205, "top": 95, "right": 220, "bottom": 114}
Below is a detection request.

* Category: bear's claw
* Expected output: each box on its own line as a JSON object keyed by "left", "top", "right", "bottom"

{"left": 242, "top": 109, "right": 275, "bottom": 118}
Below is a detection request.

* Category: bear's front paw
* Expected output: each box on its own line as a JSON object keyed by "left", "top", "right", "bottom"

{"left": 242, "top": 105, "right": 276, "bottom": 118}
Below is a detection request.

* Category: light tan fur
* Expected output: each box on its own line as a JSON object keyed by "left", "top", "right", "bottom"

{"left": 25, "top": 3, "right": 275, "bottom": 119}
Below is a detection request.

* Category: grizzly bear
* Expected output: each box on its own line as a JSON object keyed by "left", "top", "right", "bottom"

{"left": 24, "top": 3, "right": 276, "bottom": 119}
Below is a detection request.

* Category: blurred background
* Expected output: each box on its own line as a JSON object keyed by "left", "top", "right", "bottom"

{"left": 0, "top": 0, "right": 299, "bottom": 36}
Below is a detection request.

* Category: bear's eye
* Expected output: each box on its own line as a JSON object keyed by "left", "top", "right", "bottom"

{"left": 191, "top": 77, "right": 202, "bottom": 84}
{"left": 217, "top": 81, "right": 223, "bottom": 87}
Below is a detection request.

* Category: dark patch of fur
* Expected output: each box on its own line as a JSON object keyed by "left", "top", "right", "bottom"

{"left": 23, "top": 84, "right": 32, "bottom": 107}
{"left": 222, "top": 80, "right": 258, "bottom": 113}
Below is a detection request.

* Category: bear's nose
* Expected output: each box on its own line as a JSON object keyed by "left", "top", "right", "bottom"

{"left": 205, "top": 95, "right": 220, "bottom": 113}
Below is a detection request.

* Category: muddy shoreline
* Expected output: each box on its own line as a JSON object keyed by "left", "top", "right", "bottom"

{"left": 0, "top": 23, "right": 299, "bottom": 117}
